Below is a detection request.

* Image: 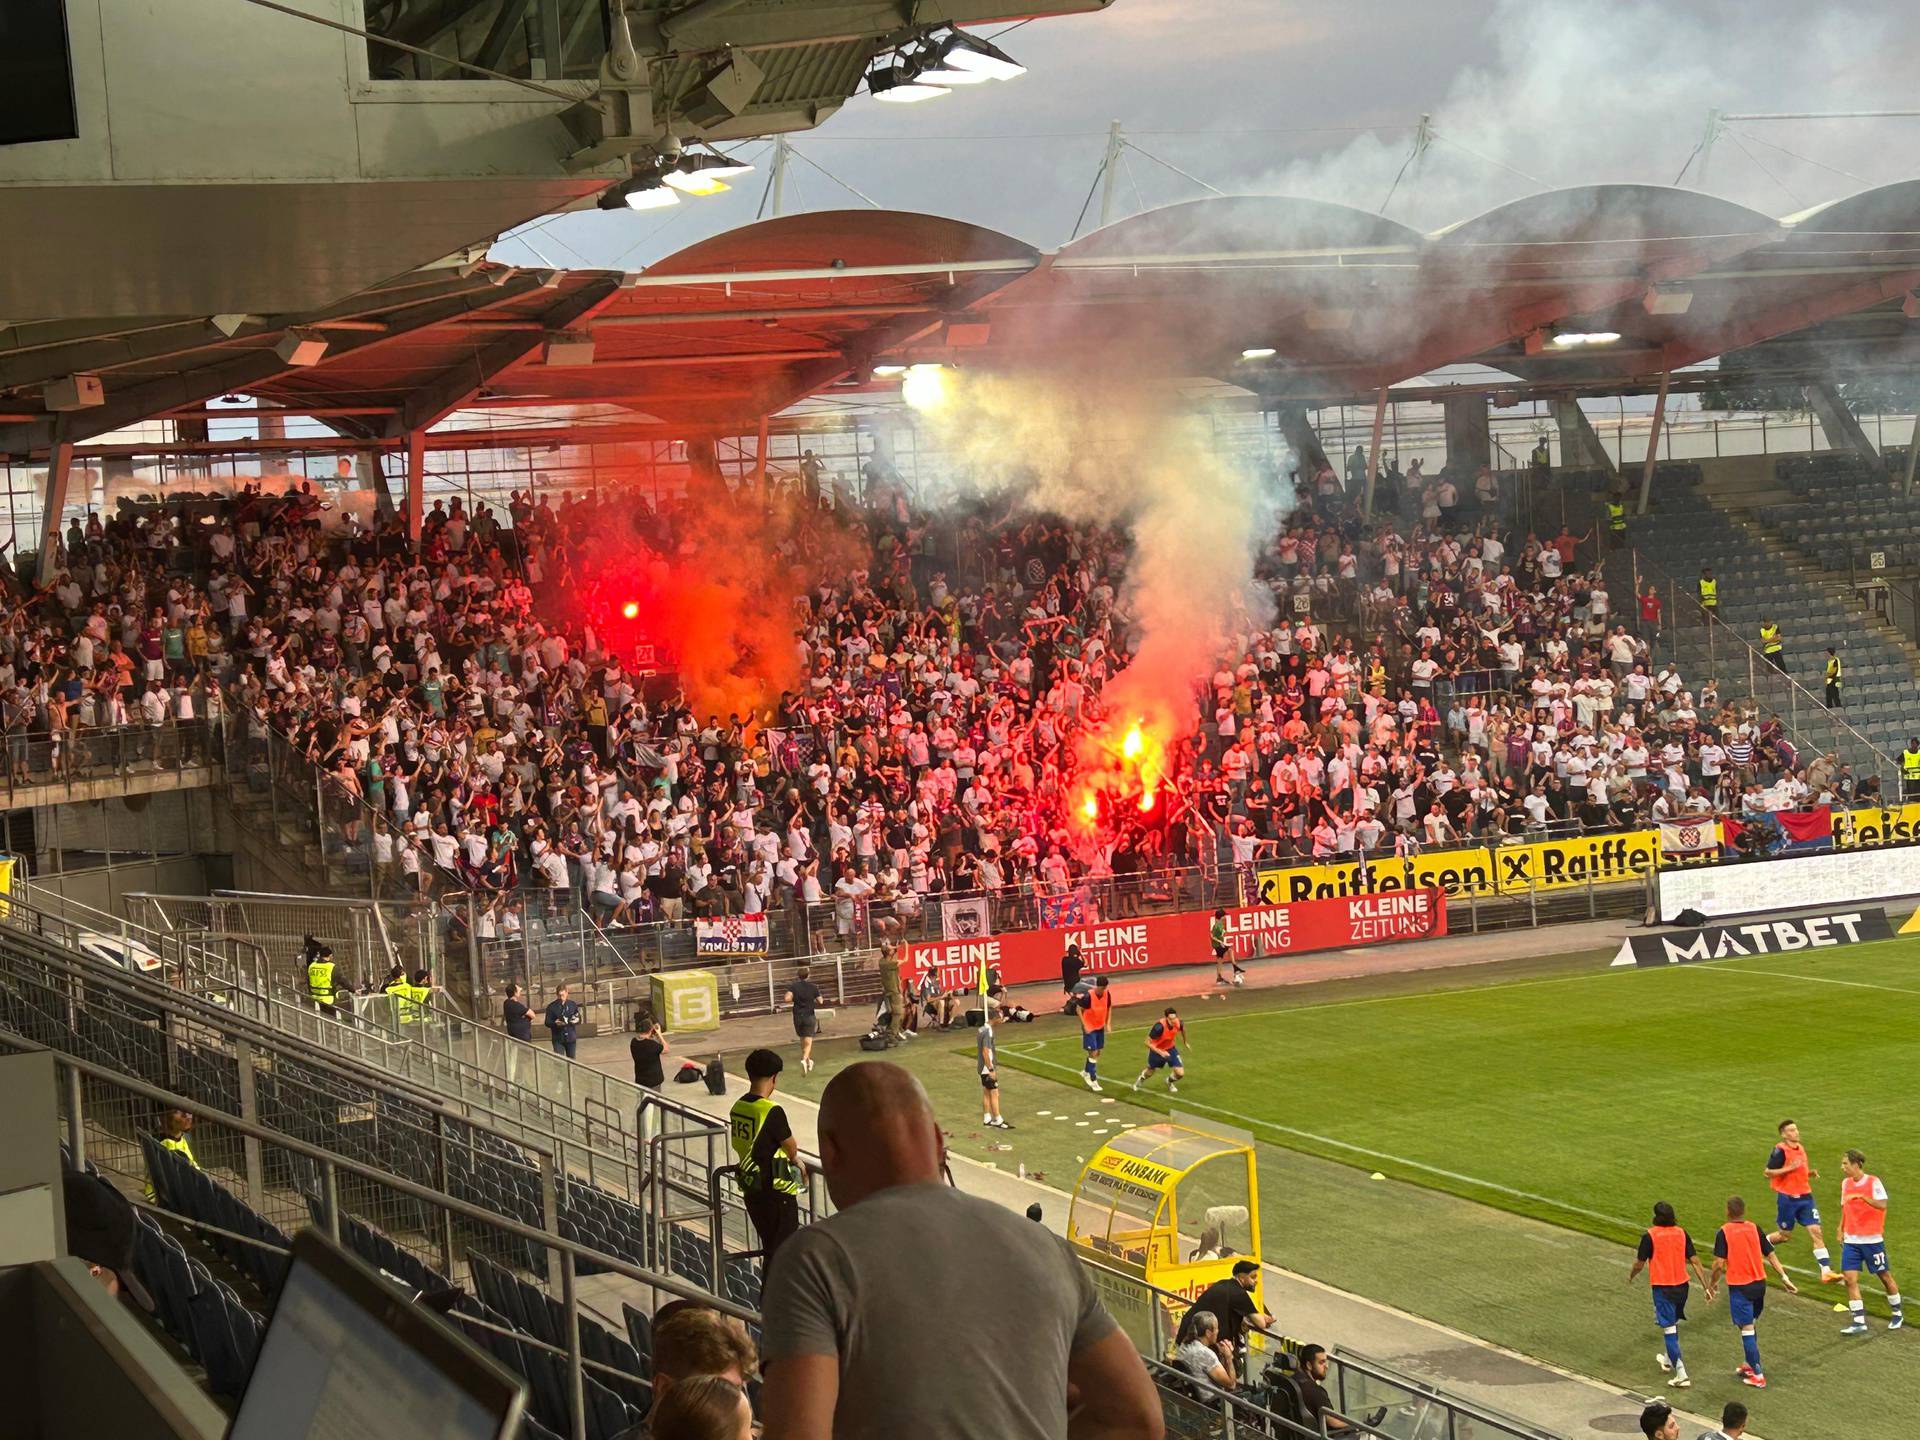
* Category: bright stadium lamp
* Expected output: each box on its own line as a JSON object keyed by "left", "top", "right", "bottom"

{"left": 869, "top": 59, "right": 948, "bottom": 103}
{"left": 873, "top": 363, "right": 908, "bottom": 376}
{"left": 663, "top": 150, "right": 756, "bottom": 194}
{"left": 901, "top": 363, "right": 950, "bottom": 411}
{"left": 1240, "top": 346, "right": 1277, "bottom": 360}
{"left": 932, "top": 28, "right": 1026, "bottom": 80}
{"left": 1551, "top": 331, "right": 1622, "bottom": 347}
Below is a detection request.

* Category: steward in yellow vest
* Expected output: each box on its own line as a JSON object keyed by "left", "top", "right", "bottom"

{"left": 1902, "top": 741, "right": 1920, "bottom": 800}
{"left": 1759, "top": 621, "right": 1784, "bottom": 671}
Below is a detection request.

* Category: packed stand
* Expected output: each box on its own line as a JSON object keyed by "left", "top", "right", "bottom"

{"left": 11, "top": 448, "right": 1848, "bottom": 946}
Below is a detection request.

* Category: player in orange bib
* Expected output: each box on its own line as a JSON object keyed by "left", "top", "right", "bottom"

{"left": 1763, "top": 1119, "right": 1837, "bottom": 1284}
{"left": 1837, "top": 1148, "right": 1903, "bottom": 1335}
{"left": 1074, "top": 975, "right": 1112, "bottom": 1092}
{"left": 1132, "top": 1007, "right": 1188, "bottom": 1094}
{"left": 1711, "top": 1195, "right": 1797, "bottom": 1389}
{"left": 1628, "top": 1201, "right": 1714, "bottom": 1389}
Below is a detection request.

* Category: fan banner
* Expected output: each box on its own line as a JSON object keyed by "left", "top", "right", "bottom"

{"left": 904, "top": 889, "right": 1447, "bottom": 991}
{"left": 1036, "top": 887, "right": 1091, "bottom": 929}
{"left": 940, "top": 896, "right": 991, "bottom": 941}
{"left": 694, "top": 913, "right": 769, "bottom": 955}
{"left": 1659, "top": 819, "right": 1720, "bottom": 858}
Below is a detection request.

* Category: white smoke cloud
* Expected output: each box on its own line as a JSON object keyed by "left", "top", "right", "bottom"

{"left": 1240, "top": 0, "right": 1904, "bottom": 226}
{"left": 912, "top": 370, "right": 1287, "bottom": 743}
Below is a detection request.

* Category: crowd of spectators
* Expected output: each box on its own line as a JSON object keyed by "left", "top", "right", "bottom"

{"left": 10, "top": 443, "right": 1866, "bottom": 944}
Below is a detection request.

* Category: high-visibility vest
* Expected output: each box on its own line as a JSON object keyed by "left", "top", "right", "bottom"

{"left": 1607, "top": 502, "right": 1626, "bottom": 532}
{"left": 1827, "top": 655, "right": 1844, "bottom": 685}
{"left": 1698, "top": 577, "right": 1718, "bottom": 606}
{"left": 307, "top": 959, "right": 336, "bottom": 1004}
{"left": 1759, "top": 624, "right": 1781, "bottom": 655}
{"left": 387, "top": 979, "right": 428, "bottom": 1024}
{"left": 1902, "top": 749, "right": 1920, "bottom": 781}
{"left": 146, "top": 1133, "right": 199, "bottom": 1200}
{"left": 728, "top": 1095, "right": 801, "bottom": 1195}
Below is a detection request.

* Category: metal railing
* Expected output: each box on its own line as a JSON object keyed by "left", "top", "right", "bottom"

{"left": 25, "top": 1039, "right": 749, "bottom": 1440}
{"left": 0, "top": 888, "right": 649, "bottom": 1203}
{"left": 0, "top": 719, "right": 218, "bottom": 803}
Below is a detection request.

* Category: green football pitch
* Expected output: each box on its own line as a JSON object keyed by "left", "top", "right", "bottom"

{"left": 782, "top": 936, "right": 1920, "bottom": 1439}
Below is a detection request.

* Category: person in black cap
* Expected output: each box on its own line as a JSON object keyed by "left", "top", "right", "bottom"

{"left": 1192, "top": 1260, "right": 1275, "bottom": 1361}
{"left": 728, "top": 1048, "right": 806, "bottom": 1271}
{"left": 63, "top": 1171, "right": 155, "bottom": 1312}
{"left": 1639, "top": 1398, "right": 1678, "bottom": 1439}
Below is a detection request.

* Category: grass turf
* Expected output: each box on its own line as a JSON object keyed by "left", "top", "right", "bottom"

{"left": 780, "top": 939, "right": 1920, "bottom": 1439}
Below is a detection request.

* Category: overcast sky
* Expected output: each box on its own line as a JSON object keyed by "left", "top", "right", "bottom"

{"left": 492, "top": 0, "right": 1919, "bottom": 271}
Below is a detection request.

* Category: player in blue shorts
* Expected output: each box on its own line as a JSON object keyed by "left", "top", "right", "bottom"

{"left": 1711, "top": 1196, "right": 1797, "bottom": 1388}
{"left": 1628, "top": 1201, "right": 1713, "bottom": 1389}
{"left": 1838, "top": 1148, "right": 1903, "bottom": 1334}
{"left": 1763, "top": 1119, "right": 1838, "bottom": 1284}
{"left": 1132, "top": 1008, "right": 1187, "bottom": 1094}
{"left": 1074, "top": 975, "right": 1112, "bottom": 1092}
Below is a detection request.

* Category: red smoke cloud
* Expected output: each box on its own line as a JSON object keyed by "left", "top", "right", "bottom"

{"left": 566, "top": 477, "right": 855, "bottom": 721}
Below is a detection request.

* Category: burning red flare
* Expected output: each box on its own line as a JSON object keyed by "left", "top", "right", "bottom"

{"left": 621, "top": 600, "right": 641, "bottom": 620}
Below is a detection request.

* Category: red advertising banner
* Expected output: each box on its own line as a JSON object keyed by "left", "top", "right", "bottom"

{"left": 904, "top": 889, "right": 1448, "bottom": 993}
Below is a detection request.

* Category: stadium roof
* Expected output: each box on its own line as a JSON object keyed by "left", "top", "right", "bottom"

{"left": 4, "top": 180, "right": 1918, "bottom": 459}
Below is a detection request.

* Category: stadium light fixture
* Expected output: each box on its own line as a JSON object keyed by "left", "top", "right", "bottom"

{"left": 932, "top": 28, "right": 1026, "bottom": 81}
{"left": 1240, "top": 346, "right": 1278, "bottom": 360}
{"left": 662, "top": 151, "right": 756, "bottom": 195}
{"left": 868, "top": 59, "right": 948, "bottom": 103}
{"left": 901, "top": 363, "right": 950, "bottom": 411}
{"left": 872, "top": 363, "right": 908, "bottom": 376}
{"left": 1551, "top": 331, "right": 1622, "bottom": 347}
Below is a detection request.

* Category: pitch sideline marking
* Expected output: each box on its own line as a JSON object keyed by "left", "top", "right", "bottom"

{"left": 1681, "top": 963, "right": 1920, "bottom": 998}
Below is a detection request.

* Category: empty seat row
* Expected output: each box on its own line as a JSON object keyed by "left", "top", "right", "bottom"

{"left": 142, "top": 1133, "right": 290, "bottom": 1302}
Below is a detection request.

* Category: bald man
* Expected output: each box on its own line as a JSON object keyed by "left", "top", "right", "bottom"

{"left": 760, "top": 1062, "right": 1163, "bottom": 1440}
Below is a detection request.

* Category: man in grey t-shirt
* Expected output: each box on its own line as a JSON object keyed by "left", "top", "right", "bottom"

{"left": 759, "top": 1062, "right": 1162, "bottom": 1440}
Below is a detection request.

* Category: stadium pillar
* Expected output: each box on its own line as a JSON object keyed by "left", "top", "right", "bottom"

{"left": 753, "top": 413, "right": 771, "bottom": 490}
{"left": 1637, "top": 370, "right": 1670, "bottom": 514}
{"left": 1807, "top": 380, "right": 1878, "bottom": 459}
{"left": 1442, "top": 394, "right": 1491, "bottom": 475}
{"left": 37, "top": 417, "right": 73, "bottom": 583}
{"left": 1551, "top": 398, "right": 1617, "bottom": 479}
{"left": 405, "top": 426, "right": 426, "bottom": 543}
{"left": 1363, "top": 387, "right": 1388, "bottom": 518}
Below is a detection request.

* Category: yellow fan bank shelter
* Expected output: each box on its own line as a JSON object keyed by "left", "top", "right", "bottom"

{"left": 1067, "top": 1122, "right": 1262, "bottom": 1352}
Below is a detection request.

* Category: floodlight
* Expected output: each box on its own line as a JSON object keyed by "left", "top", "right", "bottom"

{"left": 1240, "top": 347, "right": 1277, "bottom": 360}
{"left": 934, "top": 28, "right": 1026, "bottom": 80}
{"left": 661, "top": 172, "right": 732, "bottom": 197}
{"left": 868, "top": 60, "right": 947, "bottom": 103}
{"left": 663, "top": 151, "right": 755, "bottom": 194}
{"left": 872, "top": 364, "right": 907, "bottom": 376}
{"left": 901, "top": 363, "right": 950, "bottom": 410}
{"left": 1551, "top": 331, "right": 1622, "bottom": 347}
